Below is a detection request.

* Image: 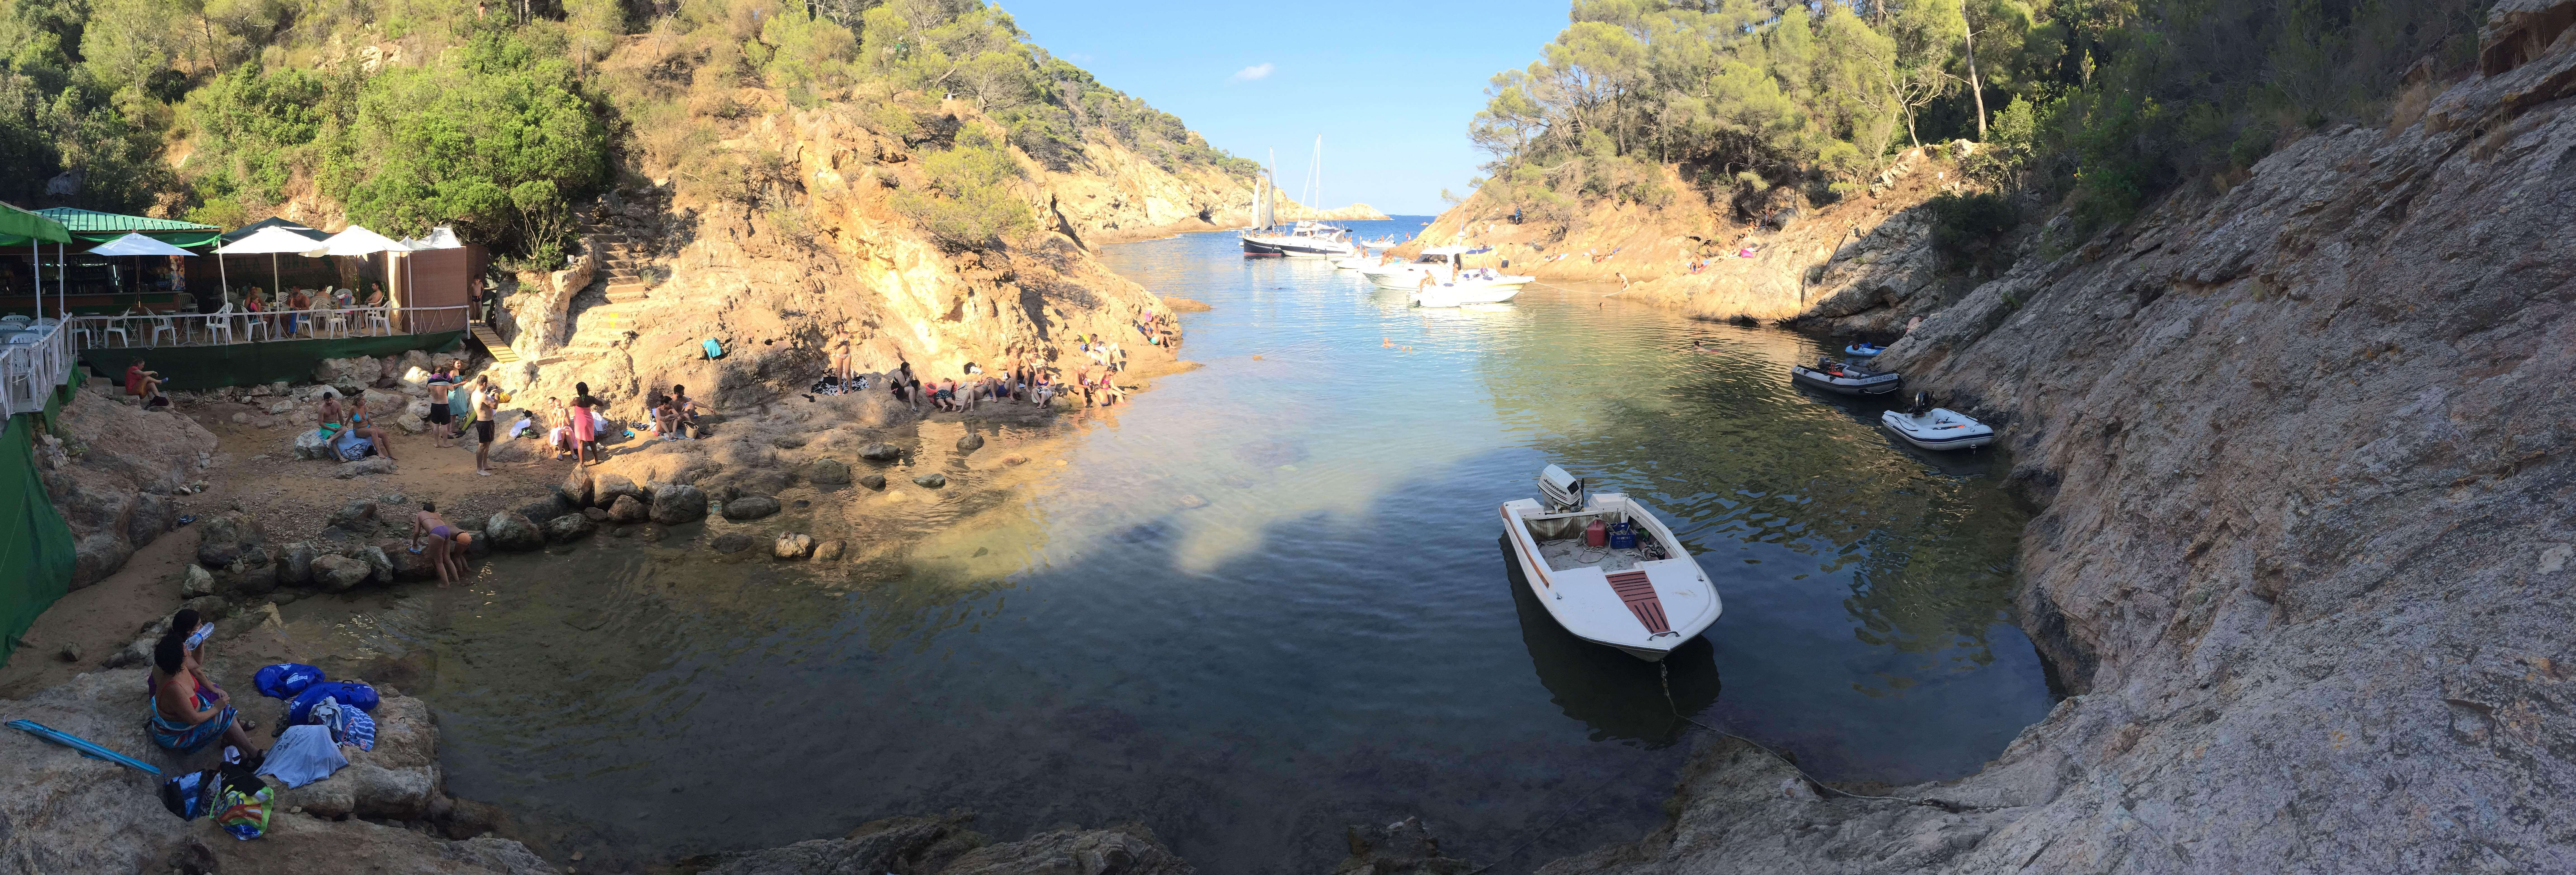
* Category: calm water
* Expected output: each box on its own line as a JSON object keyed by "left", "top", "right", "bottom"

{"left": 306, "top": 219, "right": 2052, "bottom": 872}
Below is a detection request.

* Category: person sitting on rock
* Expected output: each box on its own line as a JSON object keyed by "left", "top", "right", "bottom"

{"left": 150, "top": 637, "right": 262, "bottom": 757}
{"left": 671, "top": 384, "right": 699, "bottom": 435}
{"left": 409, "top": 502, "right": 473, "bottom": 586}
{"left": 1032, "top": 370, "right": 1055, "bottom": 407}
{"left": 650, "top": 395, "right": 682, "bottom": 440}
{"left": 543, "top": 397, "right": 573, "bottom": 459}
{"left": 124, "top": 359, "right": 165, "bottom": 407}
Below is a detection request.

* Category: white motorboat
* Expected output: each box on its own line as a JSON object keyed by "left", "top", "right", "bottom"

{"left": 1361, "top": 246, "right": 1532, "bottom": 306}
{"left": 1881, "top": 393, "right": 1995, "bottom": 449}
{"left": 1501, "top": 466, "right": 1721, "bottom": 662}
{"left": 1412, "top": 270, "right": 1531, "bottom": 307}
{"left": 1244, "top": 220, "right": 1354, "bottom": 258}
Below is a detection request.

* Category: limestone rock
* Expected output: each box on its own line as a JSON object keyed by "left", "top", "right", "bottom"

{"left": 592, "top": 472, "right": 639, "bottom": 506}
{"left": 355, "top": 544, "right": 394, "bottom": 585}
{"left": 334, "top": 456, "right": 396, "bottom": 478}
{"left": 651, "top": 484, "right": 709, "bottom": 524}
{"left": 772, "top": 533, "right": 814, "bottom": 560}
{"left": 913, "top": 473, "right": 947, "bottom": 489}
{"left": 607, "top": 494, "right": 648, "bottom": 523}
{"left": 292, "top": 428, "right": 333, "bottom": 459}
{"left": 222, "top": 562, "right": 279, "bottom": 597}
{"left": 1329, "top": 816, "right": 1476, "bottom": 875}
{"left": 327, "top": 498, "right": 380, "bottom": 534}
{"left": 181, "top": 564, "right": 216, "bottom": 598}
{"left": 514, "top": 494, "right": 571, "bottom": 524}
{"left": 558, "top": 470, "right": 594, "bottom": 508}
{"left": 582, "top": 506, "right": 610, "bottom": 521}
{"left": 394, "top": 412, "right": 427, "bottom": 434}
{"left": 379, "top": 539, "right": 436, "bottom": 583}
{"left": 311, "top": 355, "right": 379, "bottom": 387}
{"left": 193, "top": 512, "right": 264, "bottom": 569}
{"left": 858, "top": 443, "right": 901, "bottom": 462}
{"left": 813, "top": 540, "right": 845, "bottom": 561}
{"left": 860, "top": 474, "right": 887, "bottom": 490}
{"left": 484, "top": 511, "right": 544, "bottom": 552}
{"left": 56, "top": 642, "right": 80, "bottom": 662}
{"left": 710, "top": 532, "right": 757, "bottom": 554}
{"left": 311, "top": 554, "right": 371, "bottom": 591}
{"left": 807, "top": 457, "right": 853, "bottom": 484}
{"left": 955, "top": 432, "right": 984, "bottom": 452}
{"left": 722, "top": 494, "right": 782, "bottom": 520}
{"left": 543, "top": 513, "right": 597, "bottom": 543}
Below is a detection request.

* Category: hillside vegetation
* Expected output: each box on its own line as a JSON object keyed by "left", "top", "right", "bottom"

{"left": 1471, "top": 0, "right": 2490, "bottom": 235}
{"left": 0, "top": 0, "right": 1255, "bottom": 266}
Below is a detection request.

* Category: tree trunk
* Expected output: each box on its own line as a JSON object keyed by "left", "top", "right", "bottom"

{"left": 1963, "top": 1, "right": 1988, "bottom": 139}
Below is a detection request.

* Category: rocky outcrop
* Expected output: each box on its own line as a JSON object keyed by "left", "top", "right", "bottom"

{"left": 34, "top": 382, "right": 213, "bottom": 587}
{"left": 1542, "top": 10, "right": 2576, "bottom": 875}
{"left": 650, "top": 484, "right": 708, "bottom": 524}
{"left": 700, "top": 813, "right": 1191, "bottom": 875}
{"left": 0, "top": 670, "right": 546, "bottom": 874}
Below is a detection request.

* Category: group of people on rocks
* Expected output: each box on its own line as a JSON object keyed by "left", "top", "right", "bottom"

{"left": 849, "top": 333, "right": 1132, "bottom": 415}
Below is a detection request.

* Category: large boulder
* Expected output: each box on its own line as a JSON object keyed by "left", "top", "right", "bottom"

{"left": 858, "top": 443, "right": 901, "bottom": 462}
{"left": 222, "top": 561, "right": 278, "bottom": 597}
{"left": 181, "top": 564, "right": 216, "bottom": 598}
{"left": 193, "top": 512, "right": 265, "bottom": 569}
{"left": 514, "top": 494, "right": 571, "bottom": 524}
{"left": 311, "top": 554, "right": 372, "bottom": 591}
{"left": 650, "top": 484, "right": 708, "bottom": 524}
{"left": 379, "top": 540, "right": 436, "bottom": 582}
{"left": 311, "top": 355, "right": 379, "bottom": 387}
{"left": 557, "top": 470, "right": 593, "bottom": 508}
{"left": 484, "top": 511, "right": 544, "bottom": 552}
{"left": 350, "top": 544, "right": 394, "bottom": 585}
{"left": 278, "top": 542, "right": 316, "bottom": 585}
{"left": 722, "top": 494, "right": 782, "bottom": 520}
{"left": 327, "top": 499, "right": 381, "bottom": 534}
{"left": 956, "top": 432, "right": 984, "bottom": 452}
{"left": 542, "top": 513, "right": 597, "bottom": 543}
{"left": 592, "top": 472, "right": 639, "bottom": 507}
{"left": 807, "top": 457, "right": 853, "bottom": 484}
{"left": 607, "top": 494, "right": 648, "bottom": 523}
{"left": 292, "top": 429, "right": 334, "bottom": 460}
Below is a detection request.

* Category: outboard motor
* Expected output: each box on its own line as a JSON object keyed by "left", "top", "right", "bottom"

{"left": 1908, "top": 390, "right": 1931, "bottom": 415}
{"left": 1539, "top": 465, "right": 1587, "bottom": 513}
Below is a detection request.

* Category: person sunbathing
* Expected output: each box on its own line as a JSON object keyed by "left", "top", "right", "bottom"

{"left": 150, "top": 638, "right": 262, "bottom": 756}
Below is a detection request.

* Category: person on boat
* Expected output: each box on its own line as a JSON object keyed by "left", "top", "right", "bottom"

{"left": 409, "top": 502, "right": 475, "bottom": 586}
{"left": 150, "top": 636, "right": 262, "bottom": 757}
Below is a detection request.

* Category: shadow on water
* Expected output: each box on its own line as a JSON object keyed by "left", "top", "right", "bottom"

{"left": 1502, "top": 536, "right": 1722, "bottom": 748}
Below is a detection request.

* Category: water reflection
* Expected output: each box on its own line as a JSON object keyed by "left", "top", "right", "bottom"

{"left": 1502, "top": 537, "right": 1722, "bottom": 747}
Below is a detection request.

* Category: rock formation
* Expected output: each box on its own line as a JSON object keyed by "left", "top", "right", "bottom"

{"left": 1531, "top": 6, "right": 2576, "bottom": 874}
{"left": 33, "top": 381, "right": 215, "bottom": 587}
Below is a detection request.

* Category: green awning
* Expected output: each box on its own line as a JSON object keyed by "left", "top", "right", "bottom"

{"left": 0, "top": 202, "right": 73, "bottom": 247}
{"left": 32, "top": 207, "right": 222, "bottom": 247}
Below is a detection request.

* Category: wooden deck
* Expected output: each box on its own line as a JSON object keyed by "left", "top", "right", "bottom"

{"left": 468, "top": 322, "right": 519, "bottom": 364}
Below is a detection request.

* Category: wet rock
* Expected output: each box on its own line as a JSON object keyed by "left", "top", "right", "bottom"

{"left": 356, "top": 544, "right": 395, "bottom": 585}
{"left": 334, "top": 456, "right": 397, "bottom": 478}
{"left": 544, "top": 513, "right": 598, "bottom": 543}
{"left": 514, "top": 494, "right": 572, "bottom": 524}
{"left": 268, "top": 591, "right": 300, "bottom": 605}
{"left": 860, "top": 474, "right": 887, "bottom": 490}
{"left": 913, "top": 473, "right": 948, "bottom": 489}
{"left": 484, "top": 511, "right": 544, "bottom": 552}
{"left": 461, "top": 530, "right": 492, "bottom": 560}
{"left": 710, "top": 532, "right": 757, "bottom": 554}
{"left": 807, "top": 457, "right": 853, "bottom": 484}
{"left": 328, "top": 499, "right": 381, "bottom": 534}
{"left": 638, "top": 525, "right": 666, "bottom": 543}
{"left": 312, "top": 554, "right": 372, "bottom": 591}
{"left": 722, "top": 494, "right": 782, "bottom": 520}
{"left": 858, "top": 443, "right": 901, "bottom": 462}
{"left": 379, "top": 540, "right": 435, "bottom": 583}
{"left": 181, "top": 564, "right": 216, "bottom": 598}
{"left": 650, "top": 484, "right": 709, "bottom": 524}
{"left": 57, "top": 642, "right": 80, "bottom": 662}
{"left": 558, "top": 470, "right": 594, "bottom": 508}
{"left": 956, "top": 432, "right": 984, "bottom": 452}
{"left": 772, "top": 533, "right": 814, "bottom": 560}
{"left": 813, "top": 540, "right": 845, "bottom": 561}
{"left": 224, "top": 562, "right": 279, "bottom": 597}
{"left": 582, "top": 506, "right": 610, "bottom": 521}
{"left": 608, "top": 494, "right": 648, "bottom": 523}
{"left": 279, "top": 542, "right": 315, "bottom": 585}
{"left": 592, "top": 472, "right": 639, "bottom": 507}
{"left": 1330, "top": 816, "right": 1477, "bottom": 875}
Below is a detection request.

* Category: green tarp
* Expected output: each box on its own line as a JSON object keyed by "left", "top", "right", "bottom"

{"left": 34, "top": 207, "right": 223, "bottom": 247}
{"left": 0, "top": 202, "right": 73, "bottom": 247}
{"left": 1, "top": 394, "right": 78, "bottom": 666}
{"left": 80, "top": 331, "right": 465, "bottom": 391}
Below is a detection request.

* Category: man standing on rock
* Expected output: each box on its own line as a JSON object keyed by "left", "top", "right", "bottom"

{"left": 426, "top": 366, "right": 454, "bottom": 448}
{"left": 472, "top": 375, "right": 498, "bottom": 475}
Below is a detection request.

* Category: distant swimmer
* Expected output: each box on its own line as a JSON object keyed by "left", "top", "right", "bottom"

{"left": 1692, "top": 340, "right": 1720, "bottom": 354}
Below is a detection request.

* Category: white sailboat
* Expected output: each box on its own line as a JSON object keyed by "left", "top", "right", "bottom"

{"left": 1240, "top": 137, "right": 1353, "bottom": 258}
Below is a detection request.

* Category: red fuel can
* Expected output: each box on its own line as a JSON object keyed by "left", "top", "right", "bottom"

{"left": 1584, "top": 519, "right": 1608, "bottom": 547}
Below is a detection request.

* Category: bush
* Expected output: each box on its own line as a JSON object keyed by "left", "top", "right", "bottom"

{"left": 1929, "top": 192, "right": 2017, "bottom": 268}
{"left": 890, "top": 124, "right": 1032, "bottom": 249}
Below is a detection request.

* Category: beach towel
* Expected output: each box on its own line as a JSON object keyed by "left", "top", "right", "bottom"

{"left": 253, "top": 724, "right": 346, "bottom": 789}
{"left": 253, "top": 663, "right": 325, "bottom": 699}
{"left": 331, "top": 430, "right": 373, "bottom": 461}
{"left": 702, "top": 338, "right": 725, "bottom": 359}
{"left": 148, "top": 692, "right": 235, "bottom": 755}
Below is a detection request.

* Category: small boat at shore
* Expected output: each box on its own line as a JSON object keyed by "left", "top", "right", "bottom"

{"left": 1881, "top": 393, "right": 1994, "bottom": 450}
{"left": 1844, "top": 342, "right": 1886, "bottom": 357}
{"left": 1500, "top": 466, "right": 1721, "bottom": 662}
{"left": 1790, "top": 357, "right": 1900, "bottom": 395}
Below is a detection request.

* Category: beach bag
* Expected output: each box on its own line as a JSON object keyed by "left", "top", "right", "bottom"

{"left": 159, "top": 768, "right": 219, "bottom": 821}
{"left": 214, "top": 777, "right": 274, "bottom": 841}
{"left": 702, "top": 338, "right": 724, "bottom": 359}
{"left": 286, "top": 681, "right": 379, "bottom": 726}
{"left": 253, "top": 663, "right": 325, "bottom": 699}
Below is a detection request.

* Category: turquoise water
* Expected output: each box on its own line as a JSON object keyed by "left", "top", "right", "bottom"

{"left": 328, "top": 218, "right": 2051, "bottom": 873}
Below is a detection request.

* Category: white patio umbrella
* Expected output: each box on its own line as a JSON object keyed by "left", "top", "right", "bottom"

{"left": 86, "top": 233, "right": 195, "bottom": 305}
{"left": 216, "top": 225, "right": 338, "bottom": 304}
{"left": 303, "top": 225, "right": 411, "bottom": 257}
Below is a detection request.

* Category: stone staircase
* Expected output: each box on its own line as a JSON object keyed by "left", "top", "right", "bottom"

{"left": 535, "top": 208, "right": 665, "bottom": 365}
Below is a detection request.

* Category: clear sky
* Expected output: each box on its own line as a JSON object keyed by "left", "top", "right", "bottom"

{"left": 1000, "top": 0, "right": 1575, "bottom": 216}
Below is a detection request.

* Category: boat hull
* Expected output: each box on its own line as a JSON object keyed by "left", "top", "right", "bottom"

{"left": 1880, "top": 409, "right": 1996, "bottom": 449}
{"left": 1414, "top": 283, "right": 1526, "bottom": 307}
{"left": 1241, "top": 237, "right": 1289, "bottom": 257}
{"left": 1790, "top": 366, "right": 1900, "bottom": 395}
{"left": 1499, "top": 496, "right": 1720, "bottom": 662}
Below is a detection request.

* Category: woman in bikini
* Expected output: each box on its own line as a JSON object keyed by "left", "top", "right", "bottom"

{"left": 409, "top": 503, "right": 475, "bottom": 586}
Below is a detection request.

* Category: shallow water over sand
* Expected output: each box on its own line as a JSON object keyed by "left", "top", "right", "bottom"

{"left": 320, "top": 219, "right": 2052, "bottom": 873}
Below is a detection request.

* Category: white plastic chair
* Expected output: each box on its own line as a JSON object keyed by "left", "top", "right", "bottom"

{"left": 363, "top": 307, "right": 392, "bottom": 335}
{"left": 206, "top": 304, "right": 235, "bottom": 345}
{"left": 145, "top": 311, "right": 178, "bottom": 347}
{"left": 101, "top": 319, "right": 130, "bottom": 347}
{"left": 241, "top": 311, "right": 271, "bottom": 341}
{"left": 322, "top": 310, "right": 350, "bottom": 338}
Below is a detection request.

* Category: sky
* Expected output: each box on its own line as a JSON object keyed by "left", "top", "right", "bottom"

{"left": 999, "top": 0, "right": 1576, "bottom": 216}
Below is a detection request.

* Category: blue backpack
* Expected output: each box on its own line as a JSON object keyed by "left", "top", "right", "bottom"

{"left": 286, "top": 681, "right": 380, "bottom": 726}
{"left": 253, "top": 663, "right": 325, "bottom": 699}
{"left": 702, "top": 338, "right": 725, "bottom": 359}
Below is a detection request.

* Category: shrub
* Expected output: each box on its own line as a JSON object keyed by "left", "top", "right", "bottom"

{"left": 891, "top": 124, "right": 1032, "bottom": 249}
{"left": 1929, "top": 192, "right": 2017, "bottom": 269}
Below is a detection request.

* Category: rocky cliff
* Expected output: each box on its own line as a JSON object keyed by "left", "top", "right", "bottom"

{"left": 1532, "top": 5, "right": 2576, "bottom": 874}
{"left": 35, "top": 381, "right": 217, "bottom": 588}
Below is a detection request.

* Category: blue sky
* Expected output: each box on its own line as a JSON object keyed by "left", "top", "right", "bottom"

{"left": 1000, "top": 0, "right": 1575, "bottom": 216}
